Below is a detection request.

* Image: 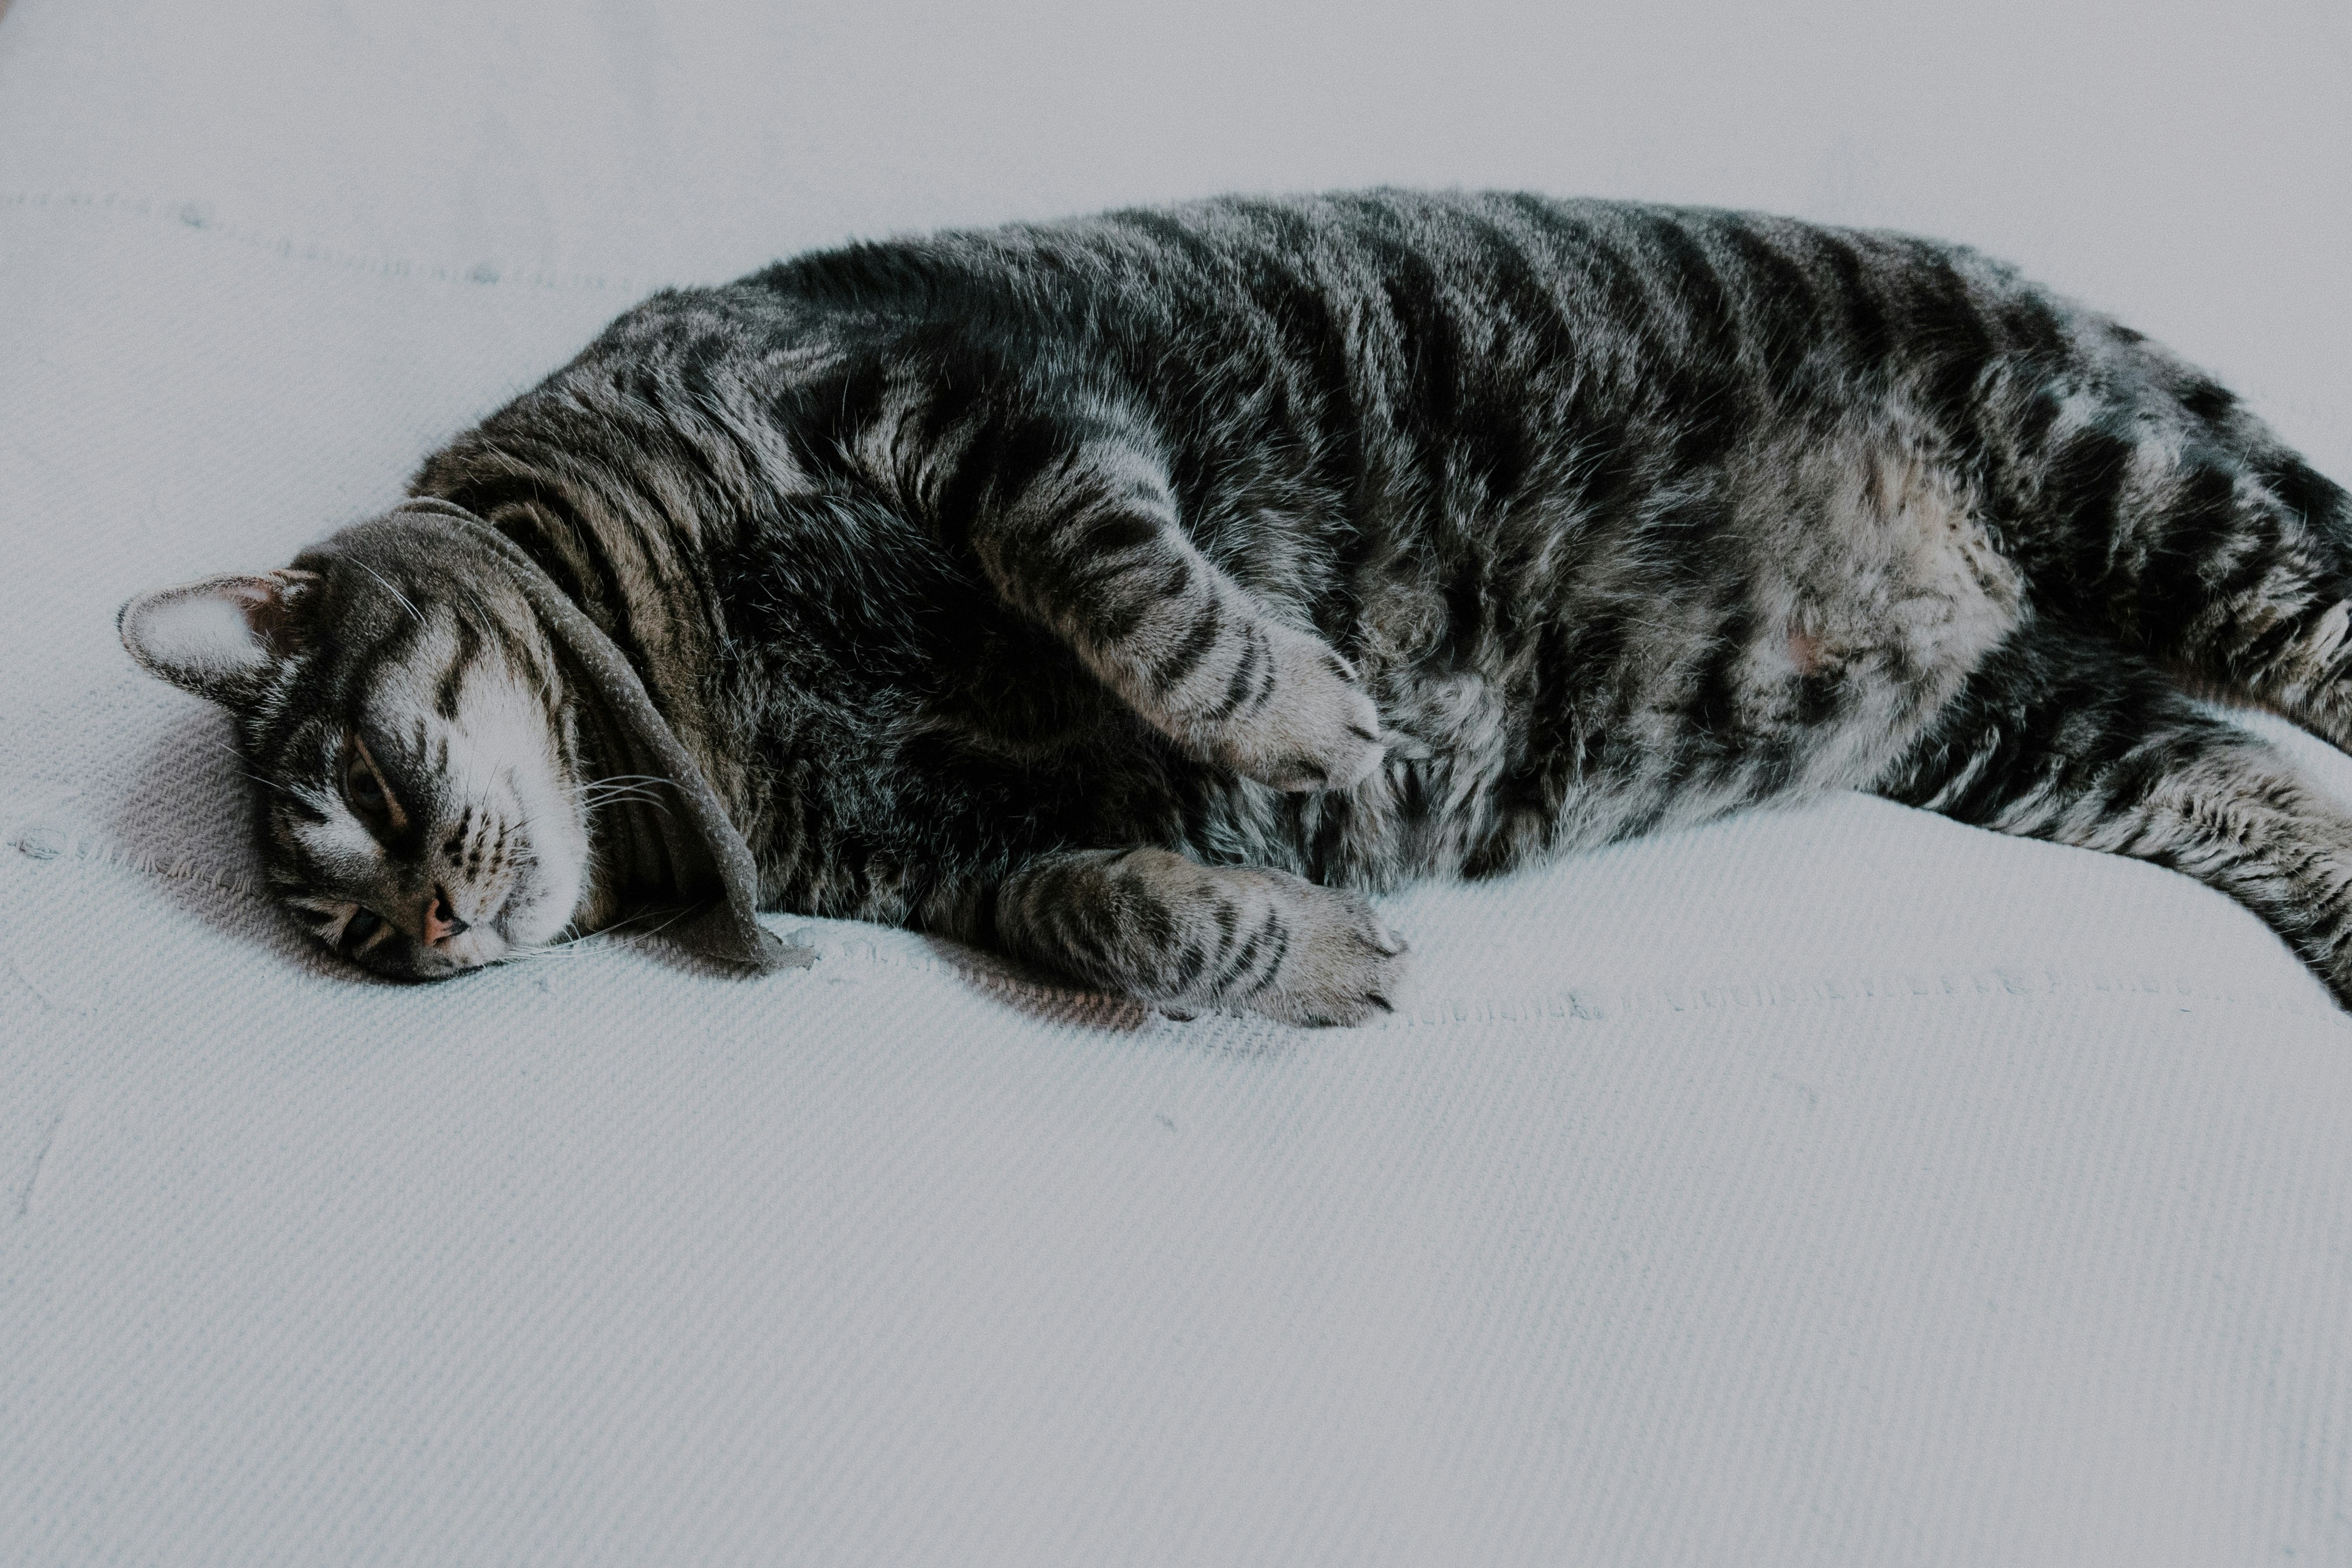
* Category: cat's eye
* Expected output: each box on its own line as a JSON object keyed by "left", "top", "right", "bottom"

{"left": 342, "top": 736, "right": 397, "bottom": 825}
{"left": 342, "top": 908, "right": 385, "bottom": 949}
{"left": 345, "top": 753, "right": 386, "bottom": 813}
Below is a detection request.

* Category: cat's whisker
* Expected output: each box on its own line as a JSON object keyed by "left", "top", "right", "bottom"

{"left": 572, "top": 788, "right": 672, "bottom": 816}
{"left": 566, "top": 780, "right": 677, "bottom": 804}
{"left": 502, "top": 902, "right": 703, "bottom": 966}
{"left": 351, "top": 560, "right": 427, "bottom": 626}
{"left": 570, "top": 783, "right": 668, "bottom": 803}
{"left": 197, "top": 734, "right": 303, "bottom": 799}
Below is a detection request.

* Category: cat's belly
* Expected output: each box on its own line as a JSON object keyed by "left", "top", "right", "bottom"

{"left": 1316, "top": 430, "right": 2031, "bottom": 887}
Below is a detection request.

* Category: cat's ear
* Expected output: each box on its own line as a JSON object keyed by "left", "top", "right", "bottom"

{"left": 118, "top": 570, "right": 324, "bottom": 706}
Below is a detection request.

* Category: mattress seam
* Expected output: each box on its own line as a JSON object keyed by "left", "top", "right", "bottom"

{"left": 0, "top": 188, "right": 651, "bottom": 293}
{"left": 12, "top": 822, "right": 2346, "bottom": 1034}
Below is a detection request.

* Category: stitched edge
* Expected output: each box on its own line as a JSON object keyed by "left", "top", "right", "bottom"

{"left": 14, "top": 822, "right": 2346, "bottom": 1034}
{"left": 796, "top": 932, "right": 2350, "bottom": 1034}
{"left": 0, "top": 189, "right": 654, "bottom": 293}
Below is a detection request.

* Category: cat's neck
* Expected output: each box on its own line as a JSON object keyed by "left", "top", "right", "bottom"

{"left": 416, "top": 486, "right": 760, "bottom": 829}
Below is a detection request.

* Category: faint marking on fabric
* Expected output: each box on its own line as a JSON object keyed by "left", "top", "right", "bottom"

{"left": 4, "top": 951, "right": 76, "bottom": 1014}
{"left": 16, "top": 1092, "right": 75, "bottom": 1221}
{"left": 0, "top": 189, "right": 645, "bottom": 293}
{"left": 14, "top": 826, "right": 65, "bottom": 860}
{"left": 1372, "top": 964, "right": 2337, "bottom": 1036}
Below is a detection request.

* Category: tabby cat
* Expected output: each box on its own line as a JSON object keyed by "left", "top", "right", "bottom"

{"left": 119, "top": 191, "right": 2352, "bottom": 1024}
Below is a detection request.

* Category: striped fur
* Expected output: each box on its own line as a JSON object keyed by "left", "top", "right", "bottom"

{"left": 125, "top": 190, "right": 2352, "bottom": 1020}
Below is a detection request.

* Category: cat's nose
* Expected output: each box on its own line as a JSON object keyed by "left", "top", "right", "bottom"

{"left": 421, "top": 886, "right": 470, "bottom": 945}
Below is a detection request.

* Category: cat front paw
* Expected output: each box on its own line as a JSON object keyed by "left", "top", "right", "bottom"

{"left": 1245, "top": 880, "right": 1409, "bottom": 1027}
{"left": 1202, "top": 627, "right": 1385, "bottom": 792}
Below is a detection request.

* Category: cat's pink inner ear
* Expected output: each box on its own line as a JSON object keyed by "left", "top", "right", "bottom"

{"left": 246, "top": 569, "right": 322, "bottom": 652}
{"left": 119, "top": 570, "right": 321, "bottom": 703}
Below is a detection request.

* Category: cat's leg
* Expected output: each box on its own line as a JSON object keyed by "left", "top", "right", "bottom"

{"left": 2027, "top": 371, "right": 2352, "bottom": 747}
{"left": 1877, "top": 620, "right": 2352, "bottom": 1005}
{"left": 958, "top": 424, "right": 1383, "bottom": 792}
{"left": 984, "top": 847, "right": 1407, "bottom": 1026}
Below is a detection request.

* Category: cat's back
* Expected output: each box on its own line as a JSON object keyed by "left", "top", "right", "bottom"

{"left": 531, "top": 189, "right": 2063, "bottom": 553}
{"left": 730, "top": 190, "right": 1728, "bottom": 388}
{"left": 681, "top": 189, "right": 2070, "bottom": 586}
{"left": 736, "top": 188, "right": 2030, "bottom": 392}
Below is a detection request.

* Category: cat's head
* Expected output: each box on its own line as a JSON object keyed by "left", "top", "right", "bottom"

{"left": 119, "top": 552, "right": 594, "bottom": 980}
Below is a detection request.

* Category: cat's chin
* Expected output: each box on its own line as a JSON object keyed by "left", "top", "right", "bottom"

{"left": 437, "top": 927, "right": 514, "bottom": 974}
{"left": 327, "top": 924, "right": 512, "bottom": 982}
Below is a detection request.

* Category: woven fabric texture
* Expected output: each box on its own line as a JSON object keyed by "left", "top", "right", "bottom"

{"left": 2, "top": 1, "right": 2347, "bottom": 1563}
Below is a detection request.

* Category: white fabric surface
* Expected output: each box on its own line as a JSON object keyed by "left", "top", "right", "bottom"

{"left": 3, "top": 2, "right": 2349, "bottom": 1562}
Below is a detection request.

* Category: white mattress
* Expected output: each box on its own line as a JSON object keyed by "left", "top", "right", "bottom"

{"left": 2, "top": 1, "right": 2348, "bottom": 1562}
